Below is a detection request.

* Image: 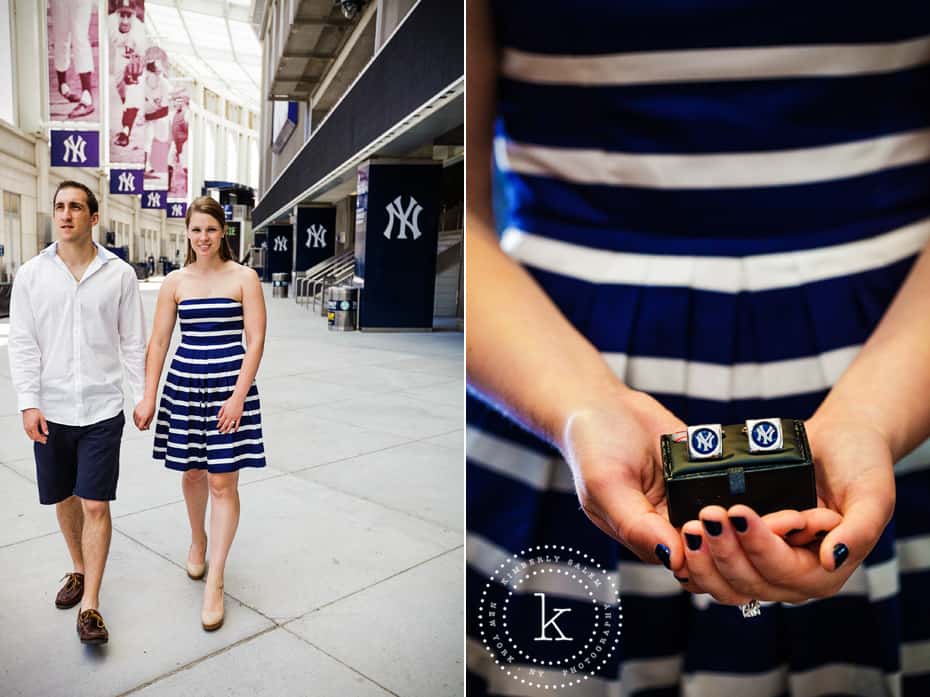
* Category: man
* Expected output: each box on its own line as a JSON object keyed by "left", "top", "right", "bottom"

{"left": 7, "top": 181, "right": 146, "bottom": 645}
{"left": 50, "top": 0, "right": 96, "bottom": 119}
{"left": 109, "top": 0, "right": 147, "bottom": 149}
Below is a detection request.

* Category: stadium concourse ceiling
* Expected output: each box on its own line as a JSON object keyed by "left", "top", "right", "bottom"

{"left": 143, "top": 0, "right": 261, "bottom": 112}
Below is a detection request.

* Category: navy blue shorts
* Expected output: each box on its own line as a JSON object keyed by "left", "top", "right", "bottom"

{"left": 34, "top": 412, "right": 125, "bottom": 505}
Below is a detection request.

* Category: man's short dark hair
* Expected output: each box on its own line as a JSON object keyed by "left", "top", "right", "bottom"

{"left": 54, "top": 181, "right": 99, "bottom": 216}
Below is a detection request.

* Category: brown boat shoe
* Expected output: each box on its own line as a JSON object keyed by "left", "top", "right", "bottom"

{"left": 55, "top": 572, "right": 84, "bottom": 609}
{"left": 76, "top": 608, "right": 109, "bottom": 645}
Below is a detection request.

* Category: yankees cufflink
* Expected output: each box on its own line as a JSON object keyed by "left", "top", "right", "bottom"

{"left": 687, "top": 424, "right": 723, "bottom": 460}
{"left": 746, "top": 418, "right": 783, "bottom": 452}
{"left": 661, "top": 419, "right": 817, "bottom": 527}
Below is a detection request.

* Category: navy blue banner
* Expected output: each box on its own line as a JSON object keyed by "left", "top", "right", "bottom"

{"left": 295, "top": 206, "right": 336, "bottom": 272}
{"left": 266, "top": 224, "right": 293, "bottom": 279}
{"left": 141, "top": 190, "right": 166, "bottom": 209}
{"left": 355, "top": 162, "right": 441, "bottom": 329}
{"left": 110, "top": 168, "right": 143, "bottom": 194}
{"left": 50, "top": 130, "right": 100, "bottom": 167}
{"left": 166, "top": 201, "right": 187, "bottom": 218}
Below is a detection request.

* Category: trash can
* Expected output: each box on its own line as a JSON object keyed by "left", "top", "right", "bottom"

{"left": 272, "top": 272, "right": 289, "bottom": 299}
{"left": 326, "top": 286, "right": 359, "bottom": 331}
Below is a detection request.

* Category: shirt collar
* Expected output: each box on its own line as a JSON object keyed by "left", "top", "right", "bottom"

{"left": 42, "top": 240, "right": 117, "bottom": 263}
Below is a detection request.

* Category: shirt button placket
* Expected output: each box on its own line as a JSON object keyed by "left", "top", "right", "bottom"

{"left": 74, "top": 286, "right": 83, "bottom": 423}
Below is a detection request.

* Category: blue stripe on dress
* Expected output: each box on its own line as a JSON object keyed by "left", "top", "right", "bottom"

{"left": 498, "top": 66, "right": 930, "bottom": 154}
{"left": 153, "top": 298, "right": 266, "bottom": 472}
{"left": 491, "top": 2, "right": 930, "bottom": 55}
{"left": 501, "top": 165, "right": 930, "bottom": 253}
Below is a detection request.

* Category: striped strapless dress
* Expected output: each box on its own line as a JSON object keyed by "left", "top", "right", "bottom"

{"left": 153, "top": 297, "right": 266, "bottom": 472}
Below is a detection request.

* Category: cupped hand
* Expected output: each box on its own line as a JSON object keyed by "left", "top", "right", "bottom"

{"left": 217, "top": 395, "right": 245, "bottom": 434}
{"left": 681, "top": 414, "right": 893, "bottom": 604}
{"left": 560, "top": 386, "right": 688, "bottom": 570}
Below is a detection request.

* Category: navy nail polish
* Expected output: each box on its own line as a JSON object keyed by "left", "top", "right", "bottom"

{"left": 703, "top": 520, "right": 723, "bottom": 536}
{"left": 814, "top": 530, "right": 828, "bottom": 540}
{"left": 674, "top": 575, "right": 688, "bottom": 583}
{"left": 833, "top": 543, "right": 849, "bottom": 570}
{"left": 685, "top": 533, "right": 702, "bottom": 551}
{"left": 785, "top": 528, "right": 803, "bottom": 537}
{"left": 730, "top": 516, "right": 748, "bottom": 533}
{"left": 655, "top": 543, "right": 671, "bottom": 569}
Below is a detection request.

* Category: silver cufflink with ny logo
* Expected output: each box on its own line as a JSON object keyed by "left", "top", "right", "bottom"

{"left": 686, "top": 418, "right": 785, "bottom": 460}
{"left": 745, "top": 418, "right": 783, "bottom": 452}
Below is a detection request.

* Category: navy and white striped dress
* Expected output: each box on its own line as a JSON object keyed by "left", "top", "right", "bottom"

{"left": 153, "top": 298, "right": 266, "bottom": 472}
{"left": 468, "top": 3, "right": 930, "bottom": 696}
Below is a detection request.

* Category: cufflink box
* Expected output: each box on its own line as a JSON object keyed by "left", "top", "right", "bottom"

{"left": 661, "top": 419, "right": 817, "bottom": 528}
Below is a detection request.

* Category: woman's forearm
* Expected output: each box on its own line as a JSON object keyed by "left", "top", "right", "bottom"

{"left": 142, "top": 340, "right": 170, "bottom": 402}
{"left": 230, "top": 338, "right": 264, "bottom": 402}
{"left": 815, "top": 242, "right": 930, "bottom": 460}
{"left": 466, "top": 220, "right": 628, "bottom": 447}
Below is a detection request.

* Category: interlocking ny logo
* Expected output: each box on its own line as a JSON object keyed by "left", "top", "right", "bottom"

{"left": 117, "top": 172, "right": 135, "bottom": 192}
{"left": 306, "top": 224, "right": 326, "bottom": 248}
{"left": 273, "top": 235, "right": 288, "bottom": 252}
{"left": 63, "top": 134, "right": 87, "bottom": 164}
{"left": 383, "top": 195, "right": 423, "bottom": 240}
{"left": 533, "top": 593, "right": 572, "bottom": 642}
{"left": 752, "top": 422, "right": 777, "bottom": 446}
{"left": 146, "top": 192, "right": 161, "bottom": 207}
{"left": 692, "top": 429, "right": 718, "bottom": 454}
{"left": 170, "top": 203, "right": 184, "bottom": 216}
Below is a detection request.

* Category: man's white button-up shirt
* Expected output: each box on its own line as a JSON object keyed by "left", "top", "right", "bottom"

{"left": 8, "top": 242, "right": 147, "bottom": 426}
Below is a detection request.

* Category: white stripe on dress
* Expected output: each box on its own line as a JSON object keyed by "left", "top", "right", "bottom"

{"left": 500, "top": 35, "right": 930, "bottom": 86}
{"left": 178, "top": 342, "right": 243, "bottom": 351}
{"left": 163, "top": 381, "right": 255, "bottom": 395}
{"left": 171, "top": 354, "right": 245, "bottom": 366}
{"left": 156, "top": 423, "right": 262, "bottom": 437}
{"left": 168, "top": 367, "right": 242, "bottom": 380}
{"left": 500, "top": 217, "right": 930, "bottom": 293}
{"left": 495, "top": 128, "right": 930, "bottom": 190}
{"left": 179, "top": 315, "right": 243, "bottom": 324}
{"left": 157, "top": 407, "right": 262, "bottom": 422}
{"left": 165, "top": 437, "right": 265, "bottom": 451}
{"left": 179, "top": 330, "right": 244, "bottom": 338}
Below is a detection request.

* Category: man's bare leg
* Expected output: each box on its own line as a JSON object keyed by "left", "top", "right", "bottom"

{"left": 79, "top": 499, "right": 111, "bottom": 611}
{"left": 56, "top": 495, "right": 85, "bottom": 574}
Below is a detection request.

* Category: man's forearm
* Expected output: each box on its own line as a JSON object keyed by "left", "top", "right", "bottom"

{"left": 816, "top": 242, "right": 930, "bottom": 460}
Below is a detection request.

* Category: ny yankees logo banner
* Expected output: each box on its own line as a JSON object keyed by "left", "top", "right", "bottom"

{"left": 166, "top": 200, "right": 187, "bottom": 218}
{"left": 265, "top": 224, "right": 294, "bottom": 278}
{"left": 51, "top": 130, "right": 100, "bottom": 167}
{"left": 109, "top": 168, "right": 143, "bottom": 194}
{"left": 140, "top": 189, "right": 166, "bottom": 209}
{"left": 295, "top": 206, "right": 336, "bottom": 272}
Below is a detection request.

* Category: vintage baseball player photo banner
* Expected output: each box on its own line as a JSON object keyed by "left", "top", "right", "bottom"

{"left": 167, "top": 80, "right": 191, "bottom": 198}
{"left": 140, "top": 189, "right": 166, "bottom": 209}
{"left": 142, "top": 44, "right": 171, "bottom": 191}
{"left": 50, "top": 129, "right": 100, "bottom": 167}
{"left": 46, "top": 0, "right": 100, "bottom": 124}
{"left": 166, "top": 200, "right": 187, "bottom": 218}
{"left": 109, "top": 168, "right": 143, "bottom": 194}
{"left": 107, "top": 0, "right": 147, "bottom": 167}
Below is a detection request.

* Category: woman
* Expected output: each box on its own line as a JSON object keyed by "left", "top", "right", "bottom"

{"left": 466, "top": 2, "right": 930, "bottom": 695}
{"left": 134, "top": 195, "right": 267, "bottom": 632}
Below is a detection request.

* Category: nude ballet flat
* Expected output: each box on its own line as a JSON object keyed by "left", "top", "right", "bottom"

{"left": 201, "top": 584, "right": 224, "bottom": 632}
{"left": 187, "top": 540, "right": 207, "bottom": 580}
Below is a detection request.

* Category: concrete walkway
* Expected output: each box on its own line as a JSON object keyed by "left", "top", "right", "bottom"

{"left": 0, "top": 280, "right": 464, "bottom": 697}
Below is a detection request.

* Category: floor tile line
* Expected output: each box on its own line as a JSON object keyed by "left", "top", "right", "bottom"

{"left": 284, "top": 544, "right": 462, "bottom": 621}
{"left": 0, "top": 459, "right": 36, "bottom": 486}
{"left": 279, "top": 626, "right": 403, "bottom": 697}
{"left": 114, "top": 625, "right": 279, "bottom": 697}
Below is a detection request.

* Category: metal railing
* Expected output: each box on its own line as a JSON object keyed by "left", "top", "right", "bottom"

{"left": 315, "top": 264, "right": 358, "bottom": 316}
{"left": 295, "top": 251, "right": 353, "bottom": 306}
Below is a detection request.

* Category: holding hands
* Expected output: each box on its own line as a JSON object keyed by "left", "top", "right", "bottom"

{"left": 561, "top": 385, "right": 895, "bottom": 605}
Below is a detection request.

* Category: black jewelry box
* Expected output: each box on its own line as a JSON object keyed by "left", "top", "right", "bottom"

{"left": 661, "top": 419, "right": 817, "bottom": 528}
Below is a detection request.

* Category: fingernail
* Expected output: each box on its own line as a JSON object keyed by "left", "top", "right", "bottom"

{"left": 785, "top": 528, "right": 803, "bottom": 537}
{"left": 655, "top": 543, "right": 671, "bottom": 569}
{"left": 685, "top": 533, "right": 702, "bottom": 551}
{"left": 730, "top": 516, "right": 748, "bottom": 533}
{"left": 833, "top": 543, "right": 849, "bottom": 570}
{"left": 674, "top": 575, "right": 688, "bottom": 583}
{"left": 702, "top": 520, "right": 723, "bottom": 536}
